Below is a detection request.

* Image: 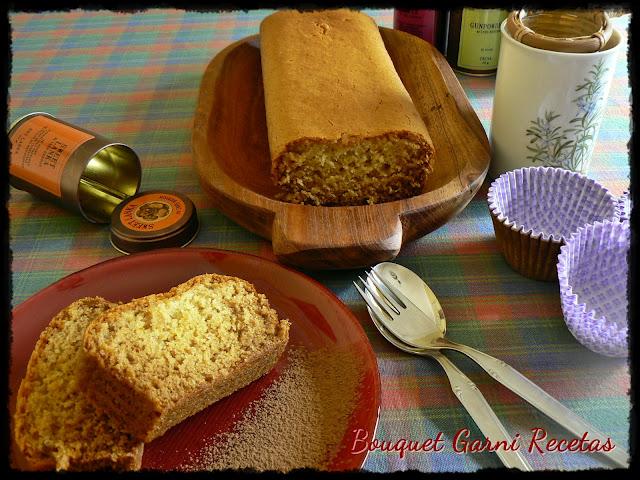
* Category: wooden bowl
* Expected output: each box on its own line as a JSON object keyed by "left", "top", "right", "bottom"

{"left": 193, "top": 28, "right": 490, "bottom": 269}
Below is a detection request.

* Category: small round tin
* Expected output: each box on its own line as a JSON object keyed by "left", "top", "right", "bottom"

{"left": 9, "top": 112, "right": 141, "bottom": 223}
{"left": 109, "top": 190, "right": 199, "bottom": 254}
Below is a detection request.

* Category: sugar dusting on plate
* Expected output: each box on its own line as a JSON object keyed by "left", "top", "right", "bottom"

{"left": 180, "top": 346, "right": 364, "bottom": 472}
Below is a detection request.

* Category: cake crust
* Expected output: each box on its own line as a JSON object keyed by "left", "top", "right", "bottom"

{"left": 83, "top": 274, "right": 290, "bottom": 442}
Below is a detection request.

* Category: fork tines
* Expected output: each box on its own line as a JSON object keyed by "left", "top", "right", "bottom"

{"left": 354, "top": 267, "right": 413, "bottom": 322}
{"left": 353, "top": 275, "right": 394, "bottom": 322}
{"left": 367, "top": 269, "right": 406, "bottom": 311}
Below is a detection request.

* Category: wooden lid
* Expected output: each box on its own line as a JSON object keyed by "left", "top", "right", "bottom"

{"left": 506, "top": 9, "right": 612, "bottom": 53}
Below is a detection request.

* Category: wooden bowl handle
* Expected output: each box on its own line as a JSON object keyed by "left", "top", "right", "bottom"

{"left": 271, "top": 206, "right": 403, "bottom": 269}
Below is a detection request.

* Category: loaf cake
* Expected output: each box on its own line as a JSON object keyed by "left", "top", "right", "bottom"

{"left": 83, "top": 274, "right": 290, "bottom": 442}
{"left": 260, "top": 9, "right": 435, "bottom": 206}
{"left": 13, "top": 297, "right": 144, "bottom": 471}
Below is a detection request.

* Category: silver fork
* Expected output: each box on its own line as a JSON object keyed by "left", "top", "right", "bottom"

{"left": 357, "top": 265, "right": 628, "bottom": 468}
{"left": 355, "top": 276, "right": 533, "bottom": 471}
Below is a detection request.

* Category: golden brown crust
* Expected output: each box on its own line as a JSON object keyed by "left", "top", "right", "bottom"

{"left": 14, "top": 297, "right": 144, "bottom": 471}
{"left": 260, "top": 9, "right": 433, "bottom": 156}
{"left": 83, "top": 274, "right": 290, "bottom": 442}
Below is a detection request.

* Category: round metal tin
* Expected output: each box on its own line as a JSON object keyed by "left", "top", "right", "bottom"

{"left": 9, "top": 112, "right": 141, "bottom": 223}
{"left": 109, "top": 190, "right": 199, "bottom": 254}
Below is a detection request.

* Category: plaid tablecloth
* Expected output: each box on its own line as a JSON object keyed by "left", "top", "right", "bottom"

{"left": 8, "top": 9, "right": 631, "bottom": 472}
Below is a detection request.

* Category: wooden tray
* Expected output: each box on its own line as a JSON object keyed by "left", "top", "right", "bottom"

{"left": 193, "top": 28, "right": 490, "bottom": 269}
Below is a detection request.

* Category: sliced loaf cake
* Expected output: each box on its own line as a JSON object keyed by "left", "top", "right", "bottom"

{"left": 83, "top": 274, "right": 290, "bottom": 442}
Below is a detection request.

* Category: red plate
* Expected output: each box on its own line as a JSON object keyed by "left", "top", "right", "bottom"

{"left": 10, "top": 248, "right": 380, "bottom": 471}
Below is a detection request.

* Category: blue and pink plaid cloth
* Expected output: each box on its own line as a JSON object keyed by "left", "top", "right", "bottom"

{"left": 9, "top": 9, "right": 630, "bottom": 472}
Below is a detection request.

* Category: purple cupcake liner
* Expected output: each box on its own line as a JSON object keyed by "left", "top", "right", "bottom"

{"left": 616, "top": 190, "right": 630, "bottom": 222}
{"left": 488, "top": 167, "right": 618, "bottom": 281}
{"left": 488, "top": 167, "right": 617, "bottom": 243}
{"left": 557, "top": 219, "right": 629, "bottom": 357}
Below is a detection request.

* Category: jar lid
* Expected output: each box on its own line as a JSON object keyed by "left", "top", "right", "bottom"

{"left": 506, "top": 9, "right": 612, "bottom": 53}
{"left": 110, "top": 190, "right": 199, "bottom": 254}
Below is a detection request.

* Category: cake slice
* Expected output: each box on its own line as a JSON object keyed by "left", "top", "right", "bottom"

{"left": 13, "top": 297, "right": 144, "bottom": 471}
{"left": 260, "top": 9, "right": 435, "bottom": 206}
{"left": 82, "top": 274, "right": 290, "bottom": 442}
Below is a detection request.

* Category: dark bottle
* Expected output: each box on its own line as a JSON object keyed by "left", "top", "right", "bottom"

{"left": 393, "top": 9, "right": 448, "bottom": 52}
{"left": 445, "top": 8, "right": 508, "bottom": 75}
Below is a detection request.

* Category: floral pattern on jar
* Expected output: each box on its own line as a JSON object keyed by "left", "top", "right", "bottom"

{"left": 524, "top": 59, "right": 609, "bottom": 172}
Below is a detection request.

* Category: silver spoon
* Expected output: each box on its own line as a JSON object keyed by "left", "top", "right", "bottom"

{"left": 363, "top": 262, "right": 628, "bottom": 468}
{"left": 362, "top": 278, "right": 533, "bottom": 470}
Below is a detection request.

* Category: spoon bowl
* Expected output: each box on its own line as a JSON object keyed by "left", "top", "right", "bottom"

{"left": 372, "top": 262, "right": 447, "bottom": 335}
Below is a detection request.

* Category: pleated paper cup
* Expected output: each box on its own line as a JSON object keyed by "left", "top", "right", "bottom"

{"left": 557, "top": 219, "right": 629, "bottom": 357}
{"left": 487, "top": 166, "right": 617, "bottom": 281}
{"left": 616, "top": 190, "right": 630, "bottom": 222}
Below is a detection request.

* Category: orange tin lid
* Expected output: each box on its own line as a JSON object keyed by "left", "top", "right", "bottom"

{"left": 109, "top": 190, "right": 199, "bottom": 254}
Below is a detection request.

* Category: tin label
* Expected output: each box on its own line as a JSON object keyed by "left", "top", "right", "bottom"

{"left": 457, "top": 8, "right": 507, "bottom": 71}
{"left": 120, "top": 193, "right": 186, "bottom": 232}
{"left": 9, "top": 115, "right": 94, "bottom": 197}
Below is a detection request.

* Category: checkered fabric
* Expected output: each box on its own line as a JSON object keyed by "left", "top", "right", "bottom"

{"left": 8, "top": 9, "right": 631, "bottom": 472}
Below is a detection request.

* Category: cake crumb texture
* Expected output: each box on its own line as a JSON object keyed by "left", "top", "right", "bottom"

{"left": 260, "top": 9, "right": 434, "bottom": 205}
{"left": 83, "top": 273, "right": 290, "bottom": 442}
{"left": 13, "top": 297, "right": 144, "bottom": 471}
{"left": 181, "top": 346, "right": 363, "bottom": 472}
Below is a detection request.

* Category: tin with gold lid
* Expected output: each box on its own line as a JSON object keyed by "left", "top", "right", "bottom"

{"left": 9, "top": 112, "right": 200, "bottom": 254}
{"left": 110, "top": 190, "right": 200, "bottom": 254}
{"left": 9, "top": 112, "right": 141, "bottom": 223}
